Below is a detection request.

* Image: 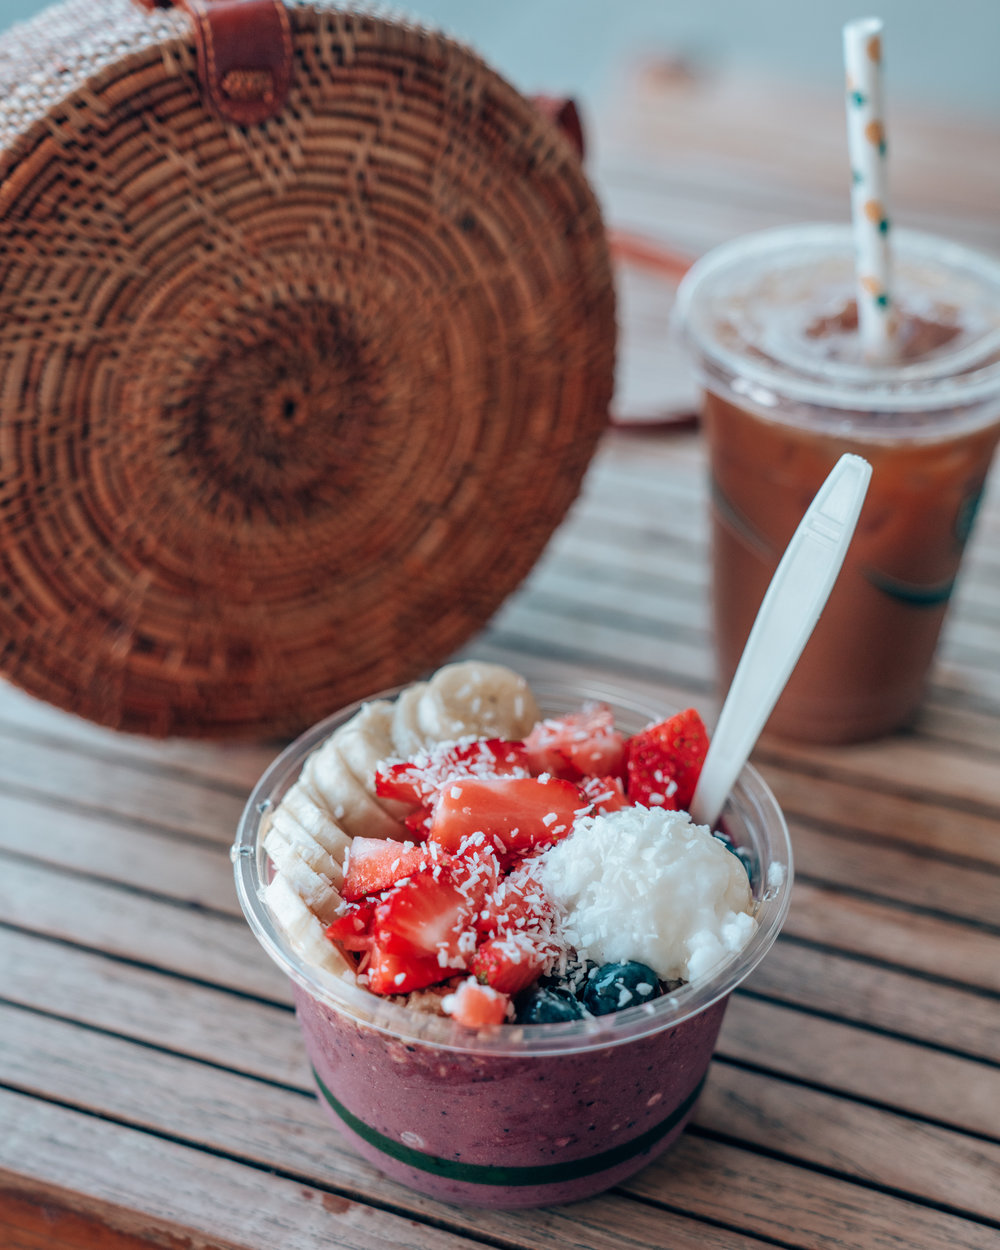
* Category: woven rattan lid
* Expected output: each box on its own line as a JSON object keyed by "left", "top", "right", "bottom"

{"left": 0, "top": 0, "right": 615, "bottom": 738}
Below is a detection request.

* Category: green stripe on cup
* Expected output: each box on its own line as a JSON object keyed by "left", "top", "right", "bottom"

{"left": 312, "top": 1066, "right": 706, "bottom": 1187}
{"left": 865, "top": 567, "right": 956, "bottom": 606}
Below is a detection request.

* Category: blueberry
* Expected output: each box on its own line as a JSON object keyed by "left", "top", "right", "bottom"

{"left": 581, "top": 961, "right": 662, "bottom": 1016}
{"left": 540, "top": 958, "right": 597, "bottom": 996}
{"left": 515, "top": 987, "right": 586, "bottom": 1024}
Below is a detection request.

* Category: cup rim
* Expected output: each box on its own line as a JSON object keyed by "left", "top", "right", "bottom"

{"left": 232, "top": 673, "right": 794, "bottom": 1056}
{"left": 674, "top": 223, "right": 1000, "bottom": 419}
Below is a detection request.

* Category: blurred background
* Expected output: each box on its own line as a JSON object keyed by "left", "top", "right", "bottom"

{"left": 3, "top": 0, "right": 999, "bottom": 117}
{"left": 2, "top": 0, "right": 996, "bottom": 424}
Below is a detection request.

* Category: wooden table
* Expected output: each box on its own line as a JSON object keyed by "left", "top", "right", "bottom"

{"left": 2, "top": 62, "right": 999, "bottom": 1250}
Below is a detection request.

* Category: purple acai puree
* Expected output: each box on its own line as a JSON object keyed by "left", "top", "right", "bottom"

{"left": 293, "top": 982, "right": 728, "bottom": 1208}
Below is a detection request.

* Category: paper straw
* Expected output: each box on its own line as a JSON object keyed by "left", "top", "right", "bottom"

{"left": 843, "top": 17, "right": 897, "bottom": 362}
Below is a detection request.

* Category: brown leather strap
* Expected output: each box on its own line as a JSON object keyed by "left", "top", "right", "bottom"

{"left": 530, "top": 96, "right": 585, "bottom": 159}
{"left": 134, "top": 0, "right": 293, "bottom": 125}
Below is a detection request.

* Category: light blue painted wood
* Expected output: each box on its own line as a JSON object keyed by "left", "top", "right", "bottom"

{"left": 1, "top": 0, "right": 997, "bottom": 115}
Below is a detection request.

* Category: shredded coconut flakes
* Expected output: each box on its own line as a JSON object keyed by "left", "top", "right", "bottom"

{"left": 538, "top": 805, "right": 757, "bottom": 983}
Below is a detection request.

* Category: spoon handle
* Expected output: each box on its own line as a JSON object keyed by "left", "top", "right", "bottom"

{"left": 690, "top": 453, "right": 872, "bottom": 829}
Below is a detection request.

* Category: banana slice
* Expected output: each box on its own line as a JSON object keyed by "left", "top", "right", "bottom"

{"left": 391, "top": 682, "right": 430, "bottom": 756}
{"left": 279, "top": 781, "right": 353, "bottom": 866}
{"left": 264, "top": 873, "right": 355, "bottom": 980}
{"left": 262, "top": 839, "right": 343, "bottom": 925}
{"left": 264, "top": 806, "right": 344, "bottom": 887}
{"left": 418, "top": 661, "right": 540, "bottom": 742}
{"left": 331, "top": 701, "right": 410, "bottom": 820}
{"left": 304, "top": 739, "right": 405, "bottom": 840}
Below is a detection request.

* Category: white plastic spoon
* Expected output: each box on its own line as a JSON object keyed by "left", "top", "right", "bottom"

{"left": 690, "top": 453, "right": 872, "bottom": 830}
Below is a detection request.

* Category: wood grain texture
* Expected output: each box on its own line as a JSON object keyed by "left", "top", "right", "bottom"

{"left": 0, "top": 1190, "right": 168, "bottom": 1250}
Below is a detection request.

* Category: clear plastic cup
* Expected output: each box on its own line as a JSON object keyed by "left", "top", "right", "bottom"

{"left": 233, "top": 675, "right": 793, "bottom": 1209}
{"left": 675, "top": 225, "right": 1000, "bottom": 743}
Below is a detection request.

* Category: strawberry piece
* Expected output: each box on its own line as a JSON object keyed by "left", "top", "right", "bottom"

{"left": 447, "top": 837, "right": 502, "bottom": 918}
{"left": 579, "top": 774, "right": 629, "bottom": 814}
{"left": 325, "top": 901, "right": 375, "bottom": 952}
{"left": 523, "top": 704, "right": 626, "bottom": 781}
{"left": 374, "top": 739, "right": 531, "bottom": 806}
{"left": 626, "top": 709, "right": 710, "bottom": 811}
{"left": 374, "top": 873, "right": 475, "bottom": 968}
{"left": 472, "top": 934, "right": 549, "bottom": 994}
{"left": 428, "top": 775, "right": 583, "bottom": 855}
{"left": 476, "top": 865, "right": 552, "bottom": 938}
{"left": 365, "top": 940, "right": 445, "bottom": 995}
{"left": 404, "top": 808, "right": 433, "bottom": 839}
{"left": 445, "top": 978, "right": 508, "bottom": 1027}
{"left": 342, "top": 837, "right": 436, "bottom": 901}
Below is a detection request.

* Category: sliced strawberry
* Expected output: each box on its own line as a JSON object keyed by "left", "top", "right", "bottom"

{"left": 375, "top": 739, "right": 531, "bottom": 806}
{"left": 365, "top": 940, "right": 445, "bottom": 995}
{"left": 476, "top": 864, "right": 552, "bottom": 938}
{"left": 342, "top": 836, "right": 436, "bottom": 901}
{"left": 523, "top": 704, "right": 626, "bottom": 781}
{"left": 428, "top": 775, "right": 583, "bottom": 855}
{"left": 404, "top": 807, "right": 433, "bottom": 839}
{"left": 444, "top": 978, "right": 508, "bottom": 1027}
{"left": 626, "top": 708, "right": 710, "bottom": 811}
{"left": 374, "top": 873, "right": 475, "bottom": 968}
{"left": 472, "top": 933, "right": 550, "bottom": 994}
{"left": 447, "top": 836, "right": 502, "bottom": 918}
{"left": 579, "top": 774, "right": 629, "bottom": 814}
{"left": 325, "top": 901, "right": 375, "bottom": 952}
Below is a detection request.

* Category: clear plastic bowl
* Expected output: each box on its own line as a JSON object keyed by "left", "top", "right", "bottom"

{"left": 233, "top": 673, "right": 793, "bottom": 1207}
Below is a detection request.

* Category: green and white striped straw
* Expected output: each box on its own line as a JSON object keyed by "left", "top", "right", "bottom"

{"left": 843, "top": 16, "right": 897, "bottom": 362}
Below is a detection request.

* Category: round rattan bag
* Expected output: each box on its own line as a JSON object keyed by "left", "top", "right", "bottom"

{"left": 0, "top": 0, "right": 615, "bottom": 738}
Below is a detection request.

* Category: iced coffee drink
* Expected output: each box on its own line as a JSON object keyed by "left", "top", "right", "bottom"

{"left": 676, "top": 225, "right": 1000, "bottom": 742}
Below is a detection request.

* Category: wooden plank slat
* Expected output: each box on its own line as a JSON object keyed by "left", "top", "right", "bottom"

{"left": 0, "top": 927, "right": 303, "bottom": 1088}
{"left": 0, "top": 793, "right": 239, "bottom": 915}
{"left": 544, "top": 522, "right": 708, "bottom": 593}
{"left": 487, "top": 602, "right": 713, "bottom": 688}
{"left": 719, "top": 997, "right": 1000, "bottom": 1139}
{"left": 784, "top": 882, "right": 1000, "bottom": 996}
{"left": 594, "top": 65, "right": 1000, "bottom": 225}
{"left": 0, "top": 730, "right": 247, "bottom": 844}
{"left": 785, "top": 821, "right": 1000, "bottom": 928}
{"left": 695, "top": 1063, "right": 1000, "bottom": 1226}
{"left": 918, "top": 699, "right": 1000, "bottom": 758}
{"left": 0, "top": 679, "right": 276, "bottom": 790}
{"left": 745, "top": 940, "right": 1000, "bottom": 1063}
{"left": 525, "top": 564, "right": 708, "bottom": 633}
{"left": 763, "top": 763, "right": 1000, "bottom": 868}
{"left": 0, "top": 1188, "right": 162, "bottom": 1250}
{"left": 0, "top": 855, "right": 290, "bottom": 1003}
{"left": 756, "top": 735, "right": 1000, "bottom": 821}
{"left": 627, "top": 1131, "right": 1000, "bottom": 1250}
